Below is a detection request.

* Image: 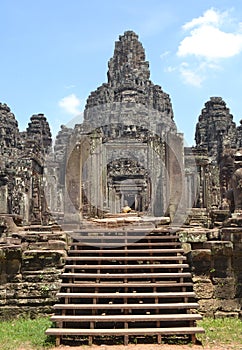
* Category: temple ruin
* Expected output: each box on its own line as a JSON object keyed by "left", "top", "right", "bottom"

{"left": 1, "top": 31, "right": 242, "bottom": 225}
{"left": 0, "top": 31, "right": 242, "bottom": 344}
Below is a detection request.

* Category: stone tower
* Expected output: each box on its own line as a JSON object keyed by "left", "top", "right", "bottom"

{"left": 27, "top": 113, "right": 52, "bottom": 154}
{"left": 0, "top": 103, "right": 52, "bottom": 224}
{"left": 195, "top": 97, "right": 237, "bottom": 159}
{"left": 56, "top": 31, "right": 186, "bottom": 223}
{"left": 193, "top": 97, "right": 240, "bottom": 209}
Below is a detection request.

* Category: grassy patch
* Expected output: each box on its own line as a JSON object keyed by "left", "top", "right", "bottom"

{"left": 197, "top": 317, "right": 242, "bottom": 348}
{"left": 0, "top": 316, "right": 241, "bottom": 349}
{"left": 0, "top": 317, "right": 55, "bottom": 350}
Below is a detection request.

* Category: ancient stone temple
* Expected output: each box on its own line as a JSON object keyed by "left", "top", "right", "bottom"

{"left": 1, "top": 31, "right": 242, "bottom": 227}
{"left": 0, "top": 103, "right": 52, "bottom": 225}
{"left": 46, "top": 31, "right": 187, "bottom": 225}
{"left": 1, "top": 31, "right": 242, "bottom": 228}
{"left": 193, "top": 96, "right": 242, "bottom": 213}
{"left": 0, "top": 30, "right": 242, "bottom": 336}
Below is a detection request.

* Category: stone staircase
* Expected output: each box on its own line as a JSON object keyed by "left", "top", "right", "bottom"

{"left": 46, "top": 226, "right": 204, "bottom": 345}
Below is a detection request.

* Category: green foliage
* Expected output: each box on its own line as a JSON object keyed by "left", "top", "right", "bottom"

{"left": 0, "top": 317, "right": 55, "bottom": 350}
{"left": 197, "top": 317, "right": 242, "bottom": 348}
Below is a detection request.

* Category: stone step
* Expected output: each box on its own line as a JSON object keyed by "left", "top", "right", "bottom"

{"left": 53, "top": 302, "right": 199, "bottom": 310}
{"left": 50, "top": 314, "right": 202, "bottom": 322}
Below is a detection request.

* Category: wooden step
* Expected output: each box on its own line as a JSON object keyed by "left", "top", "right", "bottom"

{"left": 56, "top": 292, "right": 196, "bottom": 298}
{"left": 60, "top": 282, "right": 193, "bottom": 288}
{"left": 46, "top": 326, "right": 205, "bottom": 336}
{"left": 68, "top": 242, "right": 182, "bottom": 254}
{"left": 68, "top": 248, "right": 184, "bottom": 254}
{"left": 61, "top": 272, "right": 191, "bottom": 279}
{"left": 49, "top": 229, "right": 204, "bottom": 346}
{"left": 69, "top": 242, "right": 182, "bottom": 251}
{"left": 65, "top": 256, "right": 187, "bottom": 261}
{"left": 64, "top": 263, "right": 189, "bottom": 270}
{"left": 71, "top": 235, "right": 180, "bottom": 241}
{"left": 51, "top": 314, "right": 202, "bottom": 322}
{"left": 53, "top": 302, "right": 199, "bottom": 310}
{"left": 73, "top": 228, "right": 173, "bottom": 234}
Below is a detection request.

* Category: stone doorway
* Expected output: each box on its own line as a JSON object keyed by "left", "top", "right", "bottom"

{"left": 107, "top": 159, "right": 150, "bottom": 213}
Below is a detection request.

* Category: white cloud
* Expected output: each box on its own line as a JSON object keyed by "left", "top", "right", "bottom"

{"left": 182, "top": 8, "right": 221, "bottom": 31}
{"left": 165, "top": 66, "right": 177, "bottom": 73}
{"left": 178, "top": 8, "right": 242, "bottom": 60}
{"left": 173, "top": 8, "right": 242, "bottom": 86}
{"left": 179, "top": 64, "right": 204, "bottom": 87}
{"left": 178, "top": 24, "right": 242, "bottom": 59}
{"left": 160, "top": 50, "right": 170, "bottom": 59}
{"left": 58, "top": 94, "right": 81, "bottom": 115}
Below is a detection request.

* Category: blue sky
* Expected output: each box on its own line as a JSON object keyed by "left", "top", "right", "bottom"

{"left": 1, "top": 0, "right": 242, "bottom": 145}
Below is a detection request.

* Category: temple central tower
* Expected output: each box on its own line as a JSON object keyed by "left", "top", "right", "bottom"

{"left": 51, "top": 31, "right": 186, "bottom": 223}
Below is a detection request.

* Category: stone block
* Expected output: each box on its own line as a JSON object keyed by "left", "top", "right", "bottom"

{"left": 219, "top": 299, "right": 241, "bottom": 312}
{"left": 23, "top": 233, "right": 40, "bottom": 243}
{"left": 28, "top": 242, "right": 50, "bottom": 250}
{"left": 22, "top": 249, "right": 66, "bottom": 271}
{"left": 48, "top": 239, "right": 68, "bottom": 250}
{"left": 14, "top": 282, "right": 60, "bottom": 299}
{"left": 233, "top": 254, "right": 242, "bottom": 272}
{"left": 22, "top": 269, "right": 62, "bottom": 283}
{"left": 198, "top": 299, "right": 220, "bottom": 316}
{"left": 179, "top": 229, "right": 207, "bottom": 243}
{"left": 214, "top": 311, "right": 239, "bottom": 318}
{"left": 213, "top": 277, "right": 236, "bottom": 299}
{"left": 235, "top": 280, "right": 242, "bottom": 298}
{"left": 6, "top": 258, "right": 21, "bottom": 276}
{"left": 0, "top": 305, "right": 54, "bottom": 319}
{"left": 203, "top": 241, "right": 233, "bottom": 255}
{"left": 0, "top": 289, "right": 6, "bottom": 305}
{"left": 189, "top": 249, "right": 212, "bottom": 275}
{"left": 181, "top": 243, "right": 191, "bottom": 254}
{"left": 221, "top": 228, "right": 242, "bottom": 252}
{"left": 0, "top": 250, "right": 7, "bottom": 284}
{"left": 0, "top": 247, "right": 22, "bottom": 282}
{"left": 213, "top": 256, "right": 233, "bottom": 278}
{"left": 193, "top": 276, "right": 214, "bottom": 298}
{"left": 206, "top": 228, "right": 220, "bottom": 240}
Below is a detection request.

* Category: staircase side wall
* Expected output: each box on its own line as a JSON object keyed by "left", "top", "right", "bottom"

{"left": 180, "top": 227, "right": 242, "bottom": 318}
{"left": 0, "top": 229, "right": 68, "bottom": 319}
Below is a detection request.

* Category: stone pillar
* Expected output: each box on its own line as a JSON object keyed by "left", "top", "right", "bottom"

{"left": 0, "top": 184, "right": 8, "bottom": 214}
{"left": 166, "top": 132, "right": 185, "bottom": 222}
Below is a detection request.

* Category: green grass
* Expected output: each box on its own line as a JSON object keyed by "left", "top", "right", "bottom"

{"left": 0, "top": 317, "right": 55, "bottom": 350}
{"left": 197, "top": 317, "right": 242, "bottom": 348}
{"left": 0, "top": 316, "right": 241, "bottom": 349}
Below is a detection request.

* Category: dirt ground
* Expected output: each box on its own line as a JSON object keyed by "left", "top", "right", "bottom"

{"left": 53, "top": 344, "right": 241, "bottom": 350}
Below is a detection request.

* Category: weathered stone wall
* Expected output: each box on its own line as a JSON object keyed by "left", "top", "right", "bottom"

{"left": 179, "top": 226, "right": 242, "bottom": 318}
{"left": 0, "top": 226, "right": 68, "bottom": 319}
